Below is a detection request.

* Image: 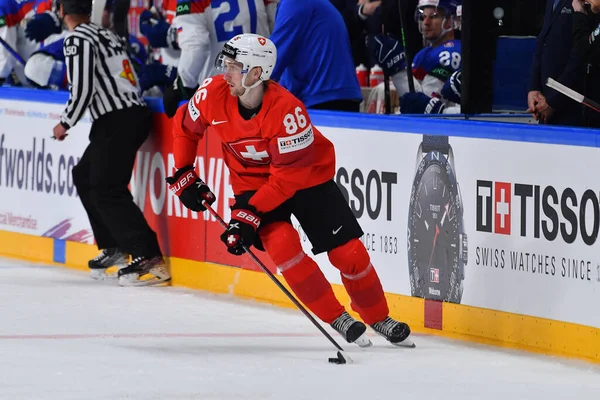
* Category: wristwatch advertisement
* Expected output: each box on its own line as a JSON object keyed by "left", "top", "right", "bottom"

{"left": 407, "top": 135, "right": 468, "bottom": 303}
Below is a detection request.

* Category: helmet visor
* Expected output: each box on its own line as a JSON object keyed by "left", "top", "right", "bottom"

{"left": 214, "top": 53, "right": 246, "bottom": 75}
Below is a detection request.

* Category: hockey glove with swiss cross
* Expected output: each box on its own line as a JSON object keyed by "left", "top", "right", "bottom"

{"left": 166, "top": 165, "right": 215, "bottom": 212}
{"left": 220, "top": 204, "right": 262, "bottom": 256}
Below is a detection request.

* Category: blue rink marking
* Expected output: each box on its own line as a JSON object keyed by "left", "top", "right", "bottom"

{"left": 53, "top": 239, "right": 66, "bottom": 264}
{"left": 1, "top": 87, "right": 599, "bottom": 148}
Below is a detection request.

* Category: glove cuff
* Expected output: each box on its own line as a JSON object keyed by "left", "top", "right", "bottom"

{"left": 231, "top": 207, "right": 262, "bottom": 230}
{"left": 172, "top": 164, "right": 194, "bottom": 179}
{"left": 167, "top": 165, "right": 199, "bottom": 196}
{"left": 425, "top": 98, "right": 446, "bottom": 114}
{"left": 232, "top": 202, "right": 262, "bottom": 218}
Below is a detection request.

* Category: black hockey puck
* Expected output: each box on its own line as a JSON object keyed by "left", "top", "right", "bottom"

{"left": 328, "top": 351, "right": 351, "bottom": 364}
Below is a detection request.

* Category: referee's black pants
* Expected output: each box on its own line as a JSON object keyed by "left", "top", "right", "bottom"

{"left": 72, "top": 106, "right": 161, "bottom": 259}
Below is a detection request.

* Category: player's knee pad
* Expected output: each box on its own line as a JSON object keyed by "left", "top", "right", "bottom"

{"left": 327, "top": 238, "right": 372, "bottom": 278}
{"left": 260, "top": 222, "right": 305, "bottom": 269}
{"left": 261, "top": 222, "right": 344, "bottom": 322}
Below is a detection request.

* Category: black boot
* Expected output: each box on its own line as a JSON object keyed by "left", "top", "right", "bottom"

{"left": 331, "top": 311, "right": 372, "bottom": 348}
{"left": 370, "top": 317, "right": 415, "bottom": 347}
{"left": 117, "top": 256, "right": 170, "bottom": 286}
{"left": 88, "top": 248, "right": 128, "bottom": 280}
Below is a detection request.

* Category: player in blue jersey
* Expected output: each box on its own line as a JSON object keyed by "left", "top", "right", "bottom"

{"left": 392, "top": 0, "right": 461, "bottom": 98}
{"left": 400, "top": 69, "right": 461, "bottom": 114}
{"left": 0, "top": 0, "right": 38, "bottom": 84}
{"left": 268, "top": 0, "right": 362, "bottom": 111}
{"left": 24, "top": 33, "right": 147, "bottom": 89}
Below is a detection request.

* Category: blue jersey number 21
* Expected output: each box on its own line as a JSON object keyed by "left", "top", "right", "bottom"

{"left": 213, "top": 0, "right": 257, "bottom": 42}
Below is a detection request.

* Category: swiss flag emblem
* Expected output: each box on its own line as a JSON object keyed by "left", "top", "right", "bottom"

{"left": 494, "top": 182, "right": 511, "bottom": 235}
{"left": 227, "top": 138, "right": 271, "bottom": 165}
{"left": 258, "top": 37, "right": 267, "bottom": 46}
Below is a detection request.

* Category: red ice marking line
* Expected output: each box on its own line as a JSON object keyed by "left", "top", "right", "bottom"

{"left": 0, "top": 332, "right": 325, "bottom": 340}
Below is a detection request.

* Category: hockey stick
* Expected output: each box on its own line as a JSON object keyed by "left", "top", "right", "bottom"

{"left": 382, "top": 27, "right": 392, "bottom": 114}
{"left": 91, "top": 0, "right": 107, "bottom": 26}
{"left": 397, "top": 0, "right": 415, "bottom": 93}
{"left": 546, "top": 77, "right": 600, "bottom": 113}
{"left": 202, "top": 201, "right": 353, "bottom": 365}
{"left": 0, "top": 36, "right": 25, "bottom": 66}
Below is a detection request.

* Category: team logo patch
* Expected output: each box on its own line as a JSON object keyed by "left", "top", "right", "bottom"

{"left": 443, "top": 41, "right": 455, "bottom": 48}
{"left": 258, "top": 37, "right": 266, "bottom": 46}
{"left": 188, "top": 99, "right": 200, "bottom": 121}
{"left": 176, "top": 1, "right": 191, "bottom": 15}
{"left": 277, "top": 125, "right": 314, "bottom": 154}
{"left": 227, "top": 138, "right": 271, "bottom": 165}
{"left": 430, "top": 268, "right": 440, "bottom": 283}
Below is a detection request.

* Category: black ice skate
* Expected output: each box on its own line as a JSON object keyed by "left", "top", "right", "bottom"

{"left": 331, "top": 311, "right": 372, "bottom": 348}
{"left": 88, "top": 248, "right": 129, "bottom": 280}
{"left": 370, "top": 317, "right": 415, "bottom": 348}
{"left": 117, "top": 256, "right": 171, "bottom": 287}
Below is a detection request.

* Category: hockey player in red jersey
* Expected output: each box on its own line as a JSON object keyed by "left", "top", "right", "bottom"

{"left": 166, "top": 33, "right": 414, "bottom": 348}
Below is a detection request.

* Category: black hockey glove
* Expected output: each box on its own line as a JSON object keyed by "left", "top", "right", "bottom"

{"left": 400, "top": 92, "right": 446, "bottom": 114}
{"left": 220, "top": 204, "right": 262, "bottom": 256}
{"left": 166, "top": 165, "right": 215, "bottom": 212}
{"left": 163, "top": 76, "right": 198, "bottom": 118}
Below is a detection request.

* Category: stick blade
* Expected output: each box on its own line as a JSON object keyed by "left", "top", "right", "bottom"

{"left": 328, "top": 351, "right": 353, "bottom": 365}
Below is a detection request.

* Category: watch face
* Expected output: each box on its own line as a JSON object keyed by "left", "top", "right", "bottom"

{"left": 407, "top": 150, "right": 463, "bottom": 303}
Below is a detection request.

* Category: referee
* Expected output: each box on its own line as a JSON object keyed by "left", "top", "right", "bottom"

{"left": 52, "top": 0, "right": 170, "bottom": 287}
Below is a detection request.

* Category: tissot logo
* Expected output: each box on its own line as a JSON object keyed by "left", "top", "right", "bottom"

{"left": 430, "top": 268, "right": 439, "bottom": 283}
{"left": 477, "top": 181, "right": 511, "bottom": 235}
{"left": 476, "top": 180, "right": 600, "bottom": 245}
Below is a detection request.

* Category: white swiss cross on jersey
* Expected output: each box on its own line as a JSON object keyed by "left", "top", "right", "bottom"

{"left": 227, "top": 137, "right": 271, "bottom": 165}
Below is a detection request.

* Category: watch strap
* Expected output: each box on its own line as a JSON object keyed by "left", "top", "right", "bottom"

{"left": 422, "top": 135, "right": 450, "bottom": 154}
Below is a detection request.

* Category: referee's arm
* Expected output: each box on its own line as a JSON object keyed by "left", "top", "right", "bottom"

{"left": 60, "top": 35, "right": 95, "bottom": 130}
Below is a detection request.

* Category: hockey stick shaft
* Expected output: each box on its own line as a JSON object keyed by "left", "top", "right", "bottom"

{"left": 203, "top": 201, "right": 346, "bottom": 353}
{"left": 397, "top": 0, "right": 415, "bottom": 93}
{"left": 0, "top": 36, "right": 25, "bottom": 66}
{"left": 546, "top": 77, "right": 600, "bottom": 113}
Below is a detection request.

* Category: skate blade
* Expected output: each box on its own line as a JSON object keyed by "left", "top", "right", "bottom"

{"left": 118, "top": 266, "right": 171, "bottom": 287}
{"left": 90, "top": 268, "right": 118, "bottom": 280}
{"left": 354, "top": 333, "right": 373, "bottom": 348}
{"left": 392, "top": 336, "right": 416, "bottom": 348}
{"left": 118, "top": 274, "right": 171, "bottom": 287}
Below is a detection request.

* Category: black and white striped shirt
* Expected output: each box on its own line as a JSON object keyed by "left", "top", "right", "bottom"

{"left": 60, "top": 23, "right": 145, "bottom": 129}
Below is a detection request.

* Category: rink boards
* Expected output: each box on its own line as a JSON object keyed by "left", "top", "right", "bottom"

{"left": 1, "top": 88, "right": 600, "bottom": 363}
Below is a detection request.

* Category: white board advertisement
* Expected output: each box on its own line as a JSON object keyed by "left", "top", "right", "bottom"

{"left": 312, "top": 126, "right": 600, "bottom": 328}
{"left": 0, "top": 100, "right": 93, "bottom": 243}
{"left": 1, "top": 96, "right": 599, "bottom": 328}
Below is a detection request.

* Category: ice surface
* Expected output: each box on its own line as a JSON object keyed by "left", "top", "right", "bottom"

{"left": 1, "top": 258, "right": 599, "bottom": 400}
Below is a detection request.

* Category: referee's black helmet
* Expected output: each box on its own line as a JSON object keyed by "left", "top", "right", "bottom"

{"left": 58, "top": 0, "right": 93, "bottom": 16}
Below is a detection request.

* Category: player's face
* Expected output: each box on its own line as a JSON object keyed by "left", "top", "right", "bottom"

{"left": 419, "top": 7, "right": 450, "bottom": 41}
{"left": 588, "top": 0, "right": 600, "bottom": 13}
{"left": 223, "top": 59, "right": 246, "bottom": 97}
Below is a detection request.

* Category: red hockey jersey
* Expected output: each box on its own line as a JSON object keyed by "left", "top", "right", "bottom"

{"left": 171, "top": 75, "right": 336, "bottom": 213}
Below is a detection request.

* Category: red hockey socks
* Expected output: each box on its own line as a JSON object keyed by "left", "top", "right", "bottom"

{"left": 328, "top": 239, "right": 389, "bottom": 325}
{"left": 260, "top": 222, "right": 345, "bottom": 324}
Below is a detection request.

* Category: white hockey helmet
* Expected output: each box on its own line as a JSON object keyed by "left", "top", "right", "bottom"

{"left": 214, "top": 34, "right": 277, "bottom": 89}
